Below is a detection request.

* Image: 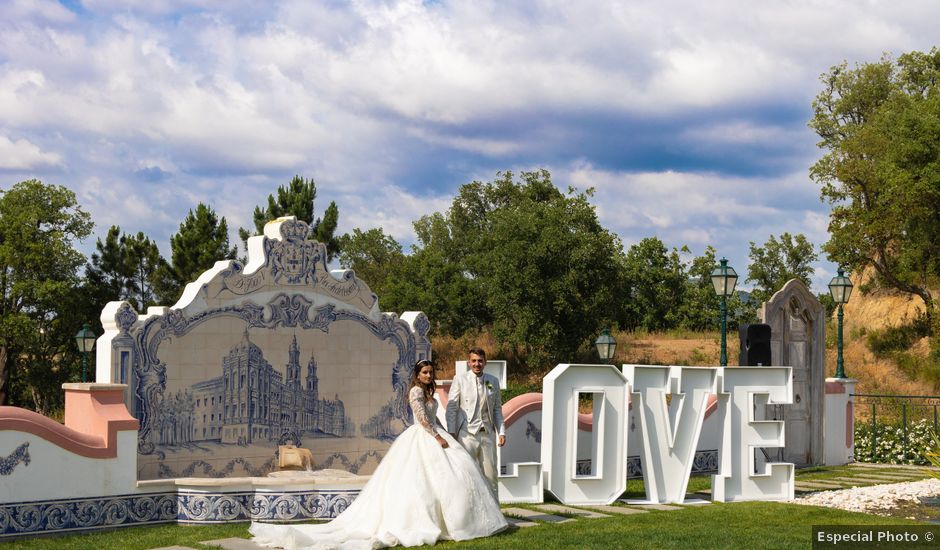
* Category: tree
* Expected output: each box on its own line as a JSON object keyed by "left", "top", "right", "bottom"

{"left": 125, "top": 231, "right": 167, "bottom": 310}
{"left": 397, "top": 170, "right": 623, "bottom": 370}
{"left": 674, "top": 246, "right": 722, "bottom": 331}
{"left": 620, "top": 238, "right": 686, "bottom": 331}
{"left": 746, "top": 232, "right": 818, "bottom": 305}
{"left": 86, "top": 226, "right": 168, "bottom": 312}
{"left": 157, "top": 203, "right": 237, "bottom": 305}
{"left": 337, "top": 228, "right": 405, "bottom": 304}
{"left": 810, "top": 48, "right": 940, "bottom": 334}
{"left": 0, "top": 180, "right": 92, "bottom": 407}
{"left": 239, "top": 175, "right": 341, "bottom": 261}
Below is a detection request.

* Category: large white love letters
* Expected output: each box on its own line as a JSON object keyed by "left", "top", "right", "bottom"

{"left": 712, "top": 367, "right": 795, "bottom": 502}
{"left": 541, "top": 364, "right": 629, "bottom": 505}
{"left": 625, "top": 365, "right": 718, "bottom": 503}
{"left": 532, "top": 364, "right": 794, "bottom": 506}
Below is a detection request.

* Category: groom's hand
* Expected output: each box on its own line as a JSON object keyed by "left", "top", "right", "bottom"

{"left": 498, "top": 435, "right": 506, "bottom": 447}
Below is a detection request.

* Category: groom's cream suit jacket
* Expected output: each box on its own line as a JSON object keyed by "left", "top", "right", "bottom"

{"left": 445, "top": 370, "right": 505, "bottom": 436}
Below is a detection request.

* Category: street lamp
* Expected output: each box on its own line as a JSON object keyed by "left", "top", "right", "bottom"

{"left": 74, "top": 323, "right": 97, "bottom": 383}
{"left": 711, "top": 258, "right": 738, "bottom": 367}
{"left": 595, "top": 328, "right": 617, "bottom": 362}
{"left": 828, "top": 268, "right": 854, "bottom": 379}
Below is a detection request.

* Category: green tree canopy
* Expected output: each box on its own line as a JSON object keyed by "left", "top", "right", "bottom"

{"left": 157, "top": 203, "right": 236, "bottom": 305}
{"left": 86, "top": 226, "right": 168, "bottom": 312}
{"left": 0, "top": 179, "right": 93, "bottom": 407}
{"left": 620, "top": 237, "right": 686, "bottom": 331}
{"left": 746, "top": 232, "right": 818, "bottom": 305}
{"left": 397, "top": 170, "right": 623, "bottom": 370}
{"left": 673, "top": 245, "right": 723, "bottom": 331}
{"left": 337, "top": 227, "right": 405, "bottom": 303}
{"left": 810, "top": 48, "right": 940, "bottom": 332}
{"left": 239, "top": 175, "right": 341, "bottom": 261}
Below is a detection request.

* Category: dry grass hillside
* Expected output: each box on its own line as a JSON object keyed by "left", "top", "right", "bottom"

{"left": 836, "top": 267, "right": 934, "bottom": 395}
{"left": 430, "top": 267, "right": 936, "bottom": 396}
{"left": 431, "top": 329, "right": 739, "bottom": 387}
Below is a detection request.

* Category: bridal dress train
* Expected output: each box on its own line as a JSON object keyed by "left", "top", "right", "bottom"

{"left": 250, "top": 386, "right": 508, "bottom": 549}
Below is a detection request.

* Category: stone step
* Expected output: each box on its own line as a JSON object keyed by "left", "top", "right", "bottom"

{"left": 850, "top": 472, "right": 929, "bottom": 479}
{"left": 846, "top": 475, "right": 926, "bottom": 483}
{"left": 822, "top": 477, "right": 874, "bottom": 486}
{"left": 794, "top": 481, "right": 845, "bottom": 489}
{"left": 502, "top": 507, "right": 575, "bottom": 523}
{"left": 618, "top": 500, "right": 683, "bottom": 511}
{"left": 584, "top": 504, "right": 649, "bottom": 515}
{"left": 534, "top": 504, "right": 610, "bottom": 519}
{"left": 200, "top": 539, "right": 266, "bottom": 550}
{"left": 505, "top": 516, "right": 539, "bottom": 528}
{"left": 850, "top": 462, "right": 940, "bottom": 472}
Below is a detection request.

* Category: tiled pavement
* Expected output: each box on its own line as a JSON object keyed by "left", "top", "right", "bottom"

{"left": 792, "top": 462, "right": 937, "bottom": 494}
{"left": 148, "top": 463, "right": 938, "bottom": 549}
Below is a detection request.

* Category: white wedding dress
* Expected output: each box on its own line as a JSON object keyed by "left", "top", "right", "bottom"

{"left": 250, "top": 386, "right": 507, "bottom": 549}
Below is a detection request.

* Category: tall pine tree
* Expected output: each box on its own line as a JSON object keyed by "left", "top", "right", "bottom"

{"left": 239, "top": 175, "right": 341, "bottom": 261}
{"left": 157, "top": 203, "right": 236, "bottom": 305}
{"left": 86, "top": 226, "right": 167, "bottom": 312}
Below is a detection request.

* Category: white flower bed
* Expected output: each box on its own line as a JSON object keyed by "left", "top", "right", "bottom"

{"left": 793, "top": 479, "right": 940, "bottom": 515}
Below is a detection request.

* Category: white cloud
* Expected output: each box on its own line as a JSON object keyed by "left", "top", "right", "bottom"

{"left": 1, "top": 0, "right": 75, "bottom": 24}
{"left": 0, "top": 132, "right": 61, "bottom": 169}
{"left": 1, "top": 0, "right": 936, "bottom": 293}
{"left": 406, "top": 127, "right": 521, "bottom": 156}
{"left": 336, "top": 185, "right": 452, "bottom": 244}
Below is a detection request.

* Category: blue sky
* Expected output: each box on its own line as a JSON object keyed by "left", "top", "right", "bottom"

{"left": 1, "top": 0, "right": 938, "bottom": 296}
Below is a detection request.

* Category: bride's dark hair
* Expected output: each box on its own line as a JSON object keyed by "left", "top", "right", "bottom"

{"left": 411, "top": 359, "right": 436, "bottom": 401}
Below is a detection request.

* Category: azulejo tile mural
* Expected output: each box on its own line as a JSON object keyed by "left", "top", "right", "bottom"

{"left": 0, "top": 488, "right": 362, "bottom": 538}
{"left": 0, "top": 493, "right": 177, "bottom": 537}
{"left": 0, "top": 442, "right": 29, "bottom": 476}
{"left": 98, "top": 217, "right": 431, "bottom": 480}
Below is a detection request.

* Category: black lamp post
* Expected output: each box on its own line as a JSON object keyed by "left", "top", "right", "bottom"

{"left": 710, "top": 258, "right": 738, "bottom": 367}
{"left": 828, "top": 268, "right": 854, "bottom": 379}
{"left": 74, "top": 323, "right": 97, "bottom": 383}
{"left": 595, "top": 328, "right": 617, "bottom": 363}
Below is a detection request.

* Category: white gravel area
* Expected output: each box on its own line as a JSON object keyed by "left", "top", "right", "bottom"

{"left": 793, "top": 478, "right": 940, "bottom": 515}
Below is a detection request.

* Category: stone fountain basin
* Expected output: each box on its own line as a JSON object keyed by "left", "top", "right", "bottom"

{"left": 136, "top": 469, "right": 370, "bottom": 523}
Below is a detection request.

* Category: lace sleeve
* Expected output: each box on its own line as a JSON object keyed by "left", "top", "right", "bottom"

{"left": 409, "top": 386, "right": 438, "bottom": 437}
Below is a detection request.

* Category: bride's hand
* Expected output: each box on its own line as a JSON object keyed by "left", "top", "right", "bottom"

{"left": 435, "top": 434, "right": 449, "bottom": 448}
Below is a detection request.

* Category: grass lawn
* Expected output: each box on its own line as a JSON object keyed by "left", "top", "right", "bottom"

{"left": 793, "top": 464, "right": 928, "bottom": 482}
{"left": 4, "top": 471, "right": 936, "bottom": 550}
{"left": 1, "top": 501, "right": 929, "bottom": 550}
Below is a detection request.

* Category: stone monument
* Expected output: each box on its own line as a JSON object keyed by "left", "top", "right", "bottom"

{"left": 759, "top": 279, "right": 826, "bottom": 465}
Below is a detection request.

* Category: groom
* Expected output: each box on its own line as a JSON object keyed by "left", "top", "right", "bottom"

{"left": 446, "top": 347, "right": 505, "bottom": 494}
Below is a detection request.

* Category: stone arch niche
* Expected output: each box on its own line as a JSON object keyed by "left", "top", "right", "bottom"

{"left": 758, "top": 279, "right": 825, "bottom": 466}
{"left": 96, "top": 217, "right": 430, "bottom": 480}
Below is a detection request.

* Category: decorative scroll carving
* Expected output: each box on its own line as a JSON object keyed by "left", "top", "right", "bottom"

{"left": 116, "top": 303, "right": 138, "bottom": 333}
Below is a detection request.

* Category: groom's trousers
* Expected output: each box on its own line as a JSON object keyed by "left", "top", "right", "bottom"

{"left": 457, "top": 428, "right": 498, "bottom": 495}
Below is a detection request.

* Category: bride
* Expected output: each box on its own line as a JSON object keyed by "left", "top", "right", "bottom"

{"left": 250, "top": 359, "right": 508, "bottom": 549}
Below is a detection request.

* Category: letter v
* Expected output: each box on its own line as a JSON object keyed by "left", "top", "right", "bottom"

{"left": 624, "top": 365, "right": 718, "bottom": 504}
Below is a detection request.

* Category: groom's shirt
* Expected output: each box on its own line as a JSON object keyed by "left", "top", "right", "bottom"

{"left": 467, "top": 373, "right": 483, "bottom": 433}
{"left": 476, "top": 374, "right": 493, "bottom": 433}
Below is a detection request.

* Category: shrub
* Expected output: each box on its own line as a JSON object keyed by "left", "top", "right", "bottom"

{"left": 867, "top": 315, "right": 929, "bottom": 357}
{"left": 855, "top": 417, "right": 937, "bottom": 464}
